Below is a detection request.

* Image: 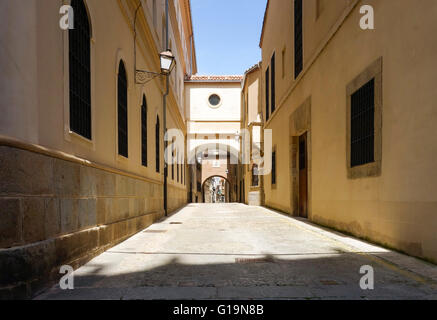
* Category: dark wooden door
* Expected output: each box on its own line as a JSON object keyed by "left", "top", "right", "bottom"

{"left": 299, "top": 133, "right": 308, "bottom": 218}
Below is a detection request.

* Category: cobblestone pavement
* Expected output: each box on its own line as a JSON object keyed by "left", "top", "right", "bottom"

{"left": 36, "top": 204, "right": 437, "bottom": 300}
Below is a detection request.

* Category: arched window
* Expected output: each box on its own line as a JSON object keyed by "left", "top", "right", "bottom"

{"left": 155, "top": 116, "right": 160, "bottom": 173}
{"left": 141, "top": 95, "right": 147, "bottom": 166}
{"left": 69, "top": 0, "right": 91, "bottom": 139}
{"left": 118, "top": 61, "right": 128, "bottom": 158}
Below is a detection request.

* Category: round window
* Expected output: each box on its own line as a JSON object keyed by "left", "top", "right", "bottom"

{"left": 208, "top": 94, "right": 221, "bottom": 107}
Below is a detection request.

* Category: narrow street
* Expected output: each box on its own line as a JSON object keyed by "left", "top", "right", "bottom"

{"left": 36, "top": 204, "right": 437, "bottom": 300}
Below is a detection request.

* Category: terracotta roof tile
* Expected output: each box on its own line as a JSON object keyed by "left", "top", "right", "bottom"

{"left": 185, "top": 75, "right": 243, "bottom": 82}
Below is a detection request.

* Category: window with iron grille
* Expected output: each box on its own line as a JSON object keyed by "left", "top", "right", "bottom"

{"left": 141, "top": 95, "right": 148, "bottom": 167}
{"left": 294, "top": 0, "right": 303, "bottom": 79}
{"left": 118, "top": 61, "right": 128, "bottom": 158}
{"left": 171, "top": 140, "right": 175, "bottom": 180}
{"left": 265, "top": 67, "right": 270, "bottom": 120}
{"left": 69, "top": 0, "right": 91, "bottom": 139}
{"left": 177, "top": 153, "right": 180, "bottom": 183}
{"left": 351, "top": 79, "right": 375, "bottom": 167}
{"left": 156, "top": 116, "right": 160, "bottom": 173}
{"left": 271, "top": 53, "right": 276, "bottom": 114}
{"left": 271, "top": 151, "right": 276, "bottom": 185}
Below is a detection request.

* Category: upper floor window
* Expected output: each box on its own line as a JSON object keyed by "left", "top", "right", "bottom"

{"left": 69, "top": 0, "right": 91, "bottom": 139}
{"left": 208, "top": 94, "right": 221, "bottom": 108}
{"left": 156, "top": 116, "right": 160, "bottom": 173}
{"left": 346, "top": 57, "right": 382, "bottom": 179}
{"left": 118, "top": 61, "right": 128, "bottom": 158}
{"left": 265, "top": 67, "right": 270, "bottom": 121}
{"left": 350, "top": 79, "right": 375, "bottom": 167}
{"left": 271, "top": 151, "right": 277, "bottom": 185}
{"left": 294, "top": 0, "right": 303, "bottom": 79}
{"left": 177, "top": 153, "right": 180, "bottom": 182}
{"left": 141, "top": 95, "right": 148, "bottom": 167}
{"left": 271, "top": 53, "right": 276, "bottom": 114}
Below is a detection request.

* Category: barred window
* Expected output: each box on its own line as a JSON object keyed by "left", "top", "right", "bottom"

{"left": 351, "top": 79, "right": 375, "bottom": 167}
{"left": 171, "top": 138, "right": 175, "bottom": 180}
{"left": 265, "top": 67, "right": 270, "bottom": 121}
{"left": 271, "top": 151, "right": 277, "bottom": 185}
{"left": 177, "top": 154, "right": 180, "bottom": 183}
{"left": 294, "top": 0, "right": 303, "bottom": 79}
{"left": 69, "top": 0, "right": 91, "bottom": 139}
{"left": 271, "top": 53, "right": 276, "bottom": 114}
{"left": 156, "top": 116, "right": 160, "bottom": 173}
{"left": 141, "top": 95, "right": 148, "bottom": 167}
{"left": 118, "top": 61, "right": 128, "bottom": 158}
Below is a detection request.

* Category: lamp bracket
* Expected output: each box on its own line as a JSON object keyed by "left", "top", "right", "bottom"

{"left": 135, "top": 69, "right": 163, "bottom": 85}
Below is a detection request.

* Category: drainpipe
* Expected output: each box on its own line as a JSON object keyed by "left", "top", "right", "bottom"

{"left": 163, "top": 0, "right": 169, "bottom": 216}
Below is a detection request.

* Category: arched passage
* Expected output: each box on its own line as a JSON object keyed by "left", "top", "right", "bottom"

{"left": 187, "top": 143, "right": 241, "bottom": 204}
{"left": 202, "top": 176, "right": 231, "bottom": 203}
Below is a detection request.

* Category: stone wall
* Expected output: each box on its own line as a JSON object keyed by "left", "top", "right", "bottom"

{"left": 168, "top": 184, "right": 188, "bottom": 213}
{"left": 0, "top": 144, "right": 186, "bottom": 299}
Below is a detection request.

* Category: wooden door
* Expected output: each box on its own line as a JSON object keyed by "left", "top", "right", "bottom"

{"left": 299, "top": 133, "right": 308, "bottom": 218}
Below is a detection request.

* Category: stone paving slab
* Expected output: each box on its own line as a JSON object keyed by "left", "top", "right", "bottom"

{"left": 35, "top": 204, "right": 437, "bottom": 300}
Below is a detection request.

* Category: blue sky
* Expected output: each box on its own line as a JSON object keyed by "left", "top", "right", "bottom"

{"left": 191, "top": 0, "right": 267, "bottom": 75}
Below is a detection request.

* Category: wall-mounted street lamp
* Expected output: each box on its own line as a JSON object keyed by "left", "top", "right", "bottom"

{"left": 134, "top": 49, "right": 176, "bottom": 84}
{"left": 134, "top": 0, "right": 176, "bottom": 217}
{"left": 160, "top": 50, "right": 176, "bottom": 75}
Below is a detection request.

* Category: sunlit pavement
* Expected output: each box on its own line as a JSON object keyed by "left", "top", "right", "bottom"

{"left": 36, "top": 204, "right": 437, "bottom": 300}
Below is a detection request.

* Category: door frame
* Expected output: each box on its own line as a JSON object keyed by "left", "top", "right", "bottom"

{"left": 289, "top": 97, "right": 312, "bottom": 219}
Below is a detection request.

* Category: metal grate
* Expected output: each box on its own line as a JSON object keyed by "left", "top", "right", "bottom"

{"left": 141, "top": 95, "right": 148, "bottom": 167}
{"left": 118, "top": 61, "right": 128, "bottom": 158}
{"left": 156, "top": 116, "right": 160, "bottom": 173}
{"left": 271, "top": 53, "right": 276, "bottom": 114}
{"left": 294, "top": 0, "right": 303, "bottom": 79}
{"left": 265, "top": 67, "right": 270, "bottom": 121}
{"left": 351, "top": 79, "right": 375, "bottom": 167}
{"left": 69, "top": 0, "right": 91, "bottom": 139}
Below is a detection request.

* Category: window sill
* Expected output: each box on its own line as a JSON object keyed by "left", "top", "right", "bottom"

{"left": 67, "top": 130, "right": 95, "bottom": 150}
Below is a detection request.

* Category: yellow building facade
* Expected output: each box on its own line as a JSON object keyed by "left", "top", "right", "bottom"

{"left": 240, "top": 64, "right": 263, "bottom": 206}
{"left": 259, "top": 0, "right": 437, "bottom": 263}
{"left": 0, "top": 0, "right": 196, "bottom": 298}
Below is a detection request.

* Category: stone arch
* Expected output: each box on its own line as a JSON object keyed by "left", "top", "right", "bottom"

{"left": 202, "top": 175, "right": 231, "bottom": 203}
